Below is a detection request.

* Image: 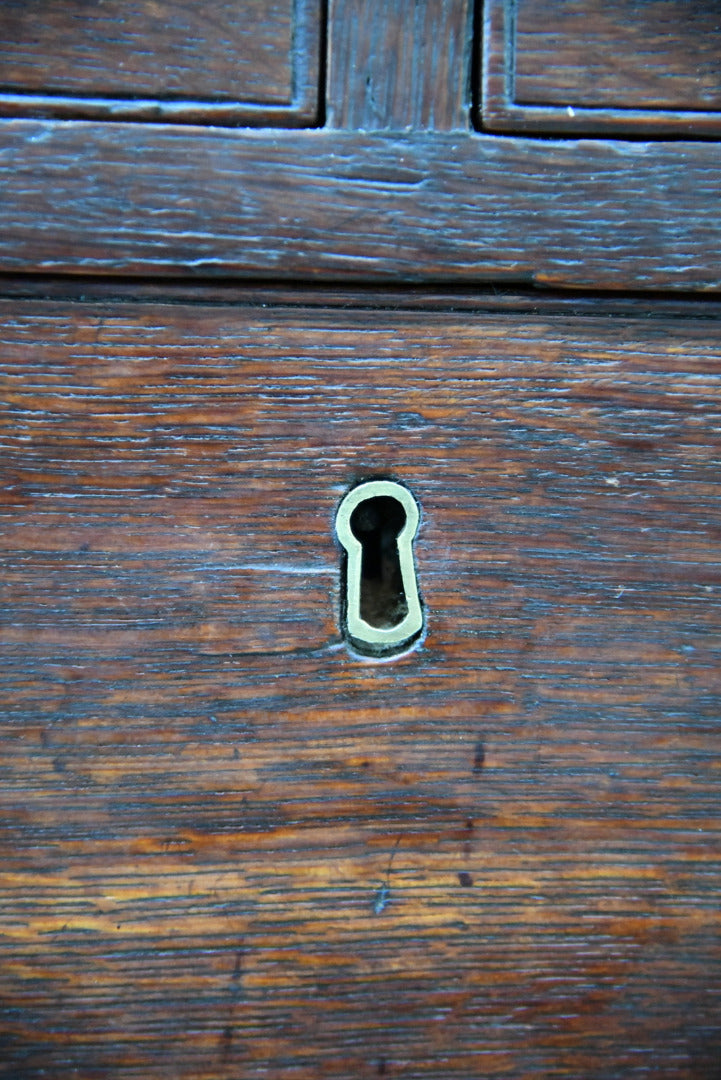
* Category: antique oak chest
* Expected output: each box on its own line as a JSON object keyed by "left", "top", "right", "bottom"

{"left": 1, "top": 3, "right": 720, "bottom": 1077}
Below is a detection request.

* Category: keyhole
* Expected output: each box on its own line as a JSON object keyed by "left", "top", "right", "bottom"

{"left": 349, "top": 495, "right": 409, "bottom": 630}
{"left": 335, "top": 479, "right": 423, "bottom": 657}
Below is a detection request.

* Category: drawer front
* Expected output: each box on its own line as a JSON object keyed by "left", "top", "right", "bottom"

{"left": 1, "top": 290, "right": 720, "bottom": 1077}
{"left": 0, "top": 0, "right": 321, "bottom": 125}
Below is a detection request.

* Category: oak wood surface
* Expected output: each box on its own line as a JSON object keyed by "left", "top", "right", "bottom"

{"left": 1, "top": 289, "right": 720, "bottom": 1078}
{"left": 515, "top": 0, "right": 721, "bottom": 110}
{"left": 326, "top": 0, "right": 472, "bottom": 130}
{"left": 2, "top": 124, "right": 721, "bottom": 290}
{"left": 481, "top": 0, "right": 721, "bottom": 136}
{"left": 0, "top": 0, "right": 321, "bottom": 126}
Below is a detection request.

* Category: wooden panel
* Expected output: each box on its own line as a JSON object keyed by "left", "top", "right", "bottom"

{"left": 481, "top": 0, "right": 721, "bottom": 136}
{"left": 2, "top": 124, "right": 721, "bottom": 290}
{"left": 1, "top": 289, "right": 720, "bottom": 1077}
{"left": 515, "top": 0, "right": 721, "bottom": 110}
{"left": 327, "top": 0, "right": 473, "bottom": 130}
{"left": 0, "top": 0, "right": 321, "bottom": 126}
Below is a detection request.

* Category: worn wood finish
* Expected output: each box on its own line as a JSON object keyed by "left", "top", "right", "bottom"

{"left": 0, "top": 0, "right": 321, "bottom": 126}
{"left": 481, "top": 0, "right": 721, "bottom": 136}
{"left": 2, "top": 123, "right": 721, "bottom": 289}
{"left": 515, "top": 0, "right": 721, "bottom": 110}
{"left": 326, "top": 0, "right": 472, "bottom": 130}
{"left": 2, "top": 290, "right": 720, "bottom": 1077}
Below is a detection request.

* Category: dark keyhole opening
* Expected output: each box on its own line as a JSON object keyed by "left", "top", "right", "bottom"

{"left": 349, "top": 495, "right": 408, "bottom": 629}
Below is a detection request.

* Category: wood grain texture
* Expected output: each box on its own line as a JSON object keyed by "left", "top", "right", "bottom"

{"left": 327, "top": 0, "right": 472, "bottom": 130}
{"left": 1, "top": 289, "right": 720, "bottom": 1077}
{"left": 515, "top": 0, "right": 721, "bottom": 110}
{"left": 2, "top": 123, "right": 721, "bottom": 289}
{"left": 0, "top": 0, "right": 321, "bottom": 126}
{"left": 481, "top": 0, "right": 721, "bottom": 136}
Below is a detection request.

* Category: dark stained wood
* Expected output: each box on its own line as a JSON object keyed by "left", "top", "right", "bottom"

{"left": 0, "top": 0, "right": 321, "bottom": 126}
{"left": 2, "top": 123, "right": 721, "bottom": 289}
{"left": 481, "top": 0, "right": 721, "bottom": 136}
{"left": 1, "top": 288, "right": 720, "bottom": 1077}
{"left": 515, "top": 0, "right": 721, "bottom": 110}
{"left": 327, "top": 0, "right": 472, "bottom": 130}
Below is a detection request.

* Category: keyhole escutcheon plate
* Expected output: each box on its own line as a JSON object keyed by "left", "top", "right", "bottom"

{"left": 335, "top": 479, "right": 423, "bottom": 657}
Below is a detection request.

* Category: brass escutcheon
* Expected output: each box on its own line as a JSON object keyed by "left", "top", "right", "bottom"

{"left": 335, "top": 479, "right": 423, "bottom": 657}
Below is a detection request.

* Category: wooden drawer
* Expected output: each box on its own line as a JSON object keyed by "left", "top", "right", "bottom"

{"left": 0, "top": 0, "right": 321, "bottom": 126}
{"left": 481, "top": 0, "right": 721, "bottom": 135}
{"left": 1, "top": 284, "right": 720, "bottom": 1078}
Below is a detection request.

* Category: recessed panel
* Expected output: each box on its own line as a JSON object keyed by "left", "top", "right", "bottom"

{"left": 481, "top": 0, "right": 721, "bottom": 135}
{"left": 0, "top": 0, "right": 321, "bottom": 125}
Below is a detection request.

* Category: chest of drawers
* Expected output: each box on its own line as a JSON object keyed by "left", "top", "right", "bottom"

{"left": 1, "top": 4, "right": 720, "bottom": 1077}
